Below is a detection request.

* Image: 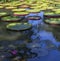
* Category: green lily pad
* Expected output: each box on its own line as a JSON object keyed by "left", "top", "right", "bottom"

{"left": 5, "top": 6, "right": 16, "bottom": 9}
{"left": 47, "top": 7, "right": 54, "bottom": 10}
{"left": 19, "top": 4, "right": 30, "bottom": 8}
{"left": 44, "top": 18, "right": 60, "bottom": 25}
{"left": 1, "top": 16, "right": 21, "bottom": 22}
{"left": 0, "top": 12, "right": 7, "bottom": 17}
{"left": 28, "top": 16, "right": 41, "bottom": 20}
{"left": 27, "top": 9, "right": 40, "bottom": 13}
{"left": 0, "top": 6, "right": 3, "bottom": 8}
{"left": 3, "top": 3, "right": 11, "bottom": 6}
{"left": 44, "top": 12, "right": 55, "bottom": 15}
{"left": 12, "top": 8, "right": 26, "bottom": 12}
{"left": 55, "top": 9, "right": 60, "bottom": 14}
{"left": 6, "top": 23, "right": 32, "bottom": 31}
{"left": 13, "top": 11, "right": 29, "bottom": 16}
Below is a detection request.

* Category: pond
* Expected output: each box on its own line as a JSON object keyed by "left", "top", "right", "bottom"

{"left": 0, "top": 12, "right": 60, "bottom": 61}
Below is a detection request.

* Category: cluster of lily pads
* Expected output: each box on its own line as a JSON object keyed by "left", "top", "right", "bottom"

{"left": 0, "top": 0, "right": 60, "bottom": 14}
{"left": 0, "top": 0, "right": 60, "bottom": 61}
{"left": 0, "top": 0, "right": 60, "bottom": 12}
{"left": 0, "top": 0, "right": 60, "bottom": 31}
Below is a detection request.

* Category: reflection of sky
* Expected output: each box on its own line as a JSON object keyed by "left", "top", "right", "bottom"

{"left": 0, "top": 12, "right": 60, "bottom": 61}
{"left": 26, "top": 12, "right": 60, "bottom": 61}
{"left": 28, "top": 50, "right": 60, "bottom": 61}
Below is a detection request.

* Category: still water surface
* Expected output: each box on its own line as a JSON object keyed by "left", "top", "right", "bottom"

{"left": 0, "top": 12, "right": 60, "bottom": 61}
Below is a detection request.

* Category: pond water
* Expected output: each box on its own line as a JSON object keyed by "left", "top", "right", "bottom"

{"left": 0, "top": 12, "right": 60, "bottom": 61}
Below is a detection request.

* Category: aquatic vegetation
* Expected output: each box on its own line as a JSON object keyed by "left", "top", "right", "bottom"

{"left": 0, "top": 12, "right": 7, "bottom": 16}
{"left": 44, "top": 12, "right": 55, "bottom": 15}
{"left": 19, "top": 4, "right": 30, "bottom": 8}
{"left": 13, "top": 11, "right": 29, "bottom": 16}
{"left": 0, "top": 0, "right": 60, "bottom": 61}
{"left": 0, "top": 6, "right": 4, "bottom": 9}
{"left": 53, "top": 9, "right": 60, "bottom": 14}
{"left": 1, "top": 16, "right": 21, "bottom": 22}
{"left": 5, "top": 6, "right": 16, "bottom": 9}
{"left": 27, "top": 16, "right": 41, "bottom": 20}
{"left": 27, "top": 9, "right": 40, "bottom": 13}
{"left": 0, "top": 45, "right": 37, "bottom": 61}
{"left": 6, "top": 23, "right": 32, "bottom": 31}
{"left": 12, "top": 8, "right": 26, "bottom": 12}
{"left": 44, "top": 18, "right": 60, "bottom": 25}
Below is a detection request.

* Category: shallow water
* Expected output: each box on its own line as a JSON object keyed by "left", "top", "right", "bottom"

{"left": 0, "top": 12, "right": 60, "bottom": 61}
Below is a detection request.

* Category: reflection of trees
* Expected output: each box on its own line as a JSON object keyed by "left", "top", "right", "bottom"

{"left": 52, "top": 27, "right": 60, "bottom": 41}
{"left": 0, "top": 44, "right": 37, "bottom": 61}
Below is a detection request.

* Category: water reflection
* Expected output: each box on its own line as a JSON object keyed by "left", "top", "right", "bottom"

{"left": 0, "top": 12, "right": 60, "bottom": 61}
{"left": 51, "top": 27, "right": 60, "bottom": 42}
{"left": 0, "top": 44, "right": 37, "bottom": 61}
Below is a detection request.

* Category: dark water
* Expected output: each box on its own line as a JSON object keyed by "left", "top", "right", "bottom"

{"left": 0, "top": 12, "right": 60, "bottom": 61}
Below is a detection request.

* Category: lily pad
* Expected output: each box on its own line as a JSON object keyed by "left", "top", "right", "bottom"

{"left": 44, "top": 18, "right": 60, "bottom": 25}
{"left": 3, "top": 3, "right": 11, "bottom": 6}
{"left": 27, "top": 9, "right": 40, "bottom": 13}
{"left": 54, "top": 9, "right": 60, "bottom": 14}
{"left": 13, "top": 11, "right": 29, "bottom": 16}
{"left": 0, "top": 6, "right": 3, "bottom": 8}
{"left": 47, "top": 7, "right": 54, "bottom": 10}
{"left": 30, "top": 4, "right": 38, "bottom": 6}
{"left": 27, "top": 16, "right": 41, "bottom": 20}
{"left": 15, "top": 3, "right": 23, "bottom": 6}
{"left": 5, "top": 7, "right": 16, "bottom": 9}
{"left": 19, "top": 4, "right": 30, "bottom": 8}
{"left": 44, "top": 11, "right": 60, "bottom": 18}
{"left": 0, "top": 12, "right": 7, "bottom": 17}
{"left": 44, "top": 15, "right": 60, "bottom": 18}
{"left": 44, "top": 12, "right": 55, "bottom": 15}
{"left": 12, "top": 8, "right": 26, "bottom": 11}
{"left": 1, "top": 16, "right": 21, "bottom": 22}
{"left": 6, "top": 23, "right": 32, "bottom": 31}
